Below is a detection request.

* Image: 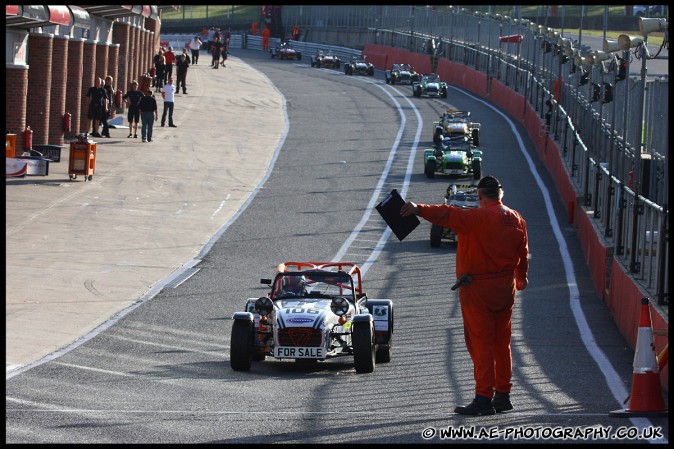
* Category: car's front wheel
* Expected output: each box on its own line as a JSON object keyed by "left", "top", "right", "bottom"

{"left": 352, "top": 321, "right": 375, "bottom": 373}
{"left": 230, "top": 320, "right": 254, "bottom": 371}
{"left": 472, "top": 128, "right": 480, "bottom": 146}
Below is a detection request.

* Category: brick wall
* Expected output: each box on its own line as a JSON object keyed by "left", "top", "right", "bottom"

{"left": 66, "top": 38, "right": 84, "bottom": 138}
{"left": 48, "top": 35, "right": 69, "bottom": 145}
{"left": 5, "top": 67, "right": 28, "bottom": 154}
{"left": 80, "top": 41, "right": 97, "bottom": 133}
{"left": 26, "top": 33, "right": 53, "bottom": 147}
{"left": 113, "top": 22, "right": 131, "bottom": 113}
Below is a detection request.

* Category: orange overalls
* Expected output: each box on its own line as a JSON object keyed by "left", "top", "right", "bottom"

{"left": 418, "top": 200, "right": 528, "bottom": 398}
{"left": 261, "top": 27, "right": 271, "bottom": 50}
{"left": 252, "top": 21, "right": 258, "bottom": 36}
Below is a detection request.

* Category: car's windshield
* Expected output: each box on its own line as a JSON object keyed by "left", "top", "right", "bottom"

{"left": 272, "top": 271, "right": 356, "bottom": 301}
{"left": 424, "top": 75, "right": 439, "bottom": 82}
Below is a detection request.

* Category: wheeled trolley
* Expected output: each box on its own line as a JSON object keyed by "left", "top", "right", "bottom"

{"left": 68, "top": 140, "right": 96, "bottom": 181}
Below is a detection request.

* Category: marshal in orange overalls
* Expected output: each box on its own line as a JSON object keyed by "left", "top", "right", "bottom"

{"left": 417, "top": 199, "right": 529, "bottom": 399}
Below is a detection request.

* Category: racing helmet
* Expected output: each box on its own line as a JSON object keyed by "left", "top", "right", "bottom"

{"left": 282, "top": 275, "right": 306, "bottom": 293}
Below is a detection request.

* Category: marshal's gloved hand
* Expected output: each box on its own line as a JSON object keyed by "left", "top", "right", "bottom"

{"left": 516, "top": 277, "right": 528, "bottom": 291}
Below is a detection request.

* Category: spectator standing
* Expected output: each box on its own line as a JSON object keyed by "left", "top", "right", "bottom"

{"left": 251, "top": 21, "right": 258, "bottom": 36}
{"left": 220, "top": 27, "right": 231, "bottom": 67}
{"left": 164, "top": 46, "right": 176, "bottom": 84}
{"left": 400, "top": 175, "right": 529, "bottom": 416}
{"left": 211, "top": 35, "right": 223, "bottom": 69}
{"left": 86, "top": 76, "right": 106, "bottom": 138}
{"left": 138, "top": 89, "right": 158, "bottom": 143}
{"left": 175, "top": 53, "right": 190, "bottom": 95}
{"left": 101, "top": 75, "right": 115, "bottom": 138}
{"left": 223, "top": 27, "right": 231, "bottom": 47}
{"left": 207, "top": 26, "right": 216, "bottom": 53}
{"left": 189, "top": 35, "right": 202, "bottom": 65}
{"left": 160, "top": 77, "right": 177, "bottom": 128}
{"left": 153, "top": 49, "right": 166, "bottom": 92}
{"left": 261, "top": 25, "right": 271, "bottom": 51}
{"left": 181, "top": 48, "right": 191, "bottom": 64}
{"left": 123, "top": 80, "right": 143, "bottom": 138}
{"left": 292, "top": 25, "right": 300, "bottom": 41}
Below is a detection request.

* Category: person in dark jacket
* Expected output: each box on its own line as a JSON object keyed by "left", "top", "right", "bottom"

{"left": 138, "top": 90, "right": 158, "bottom": 143}
{"left": 175, "top": 53, "right": 190, "bottom": 95}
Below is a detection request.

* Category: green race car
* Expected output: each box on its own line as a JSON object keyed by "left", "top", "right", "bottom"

{"left": 423, "top": 137, "right": 482, "bottom": 179}
{"left": 412, "top": 73, "right": 448, "bottom": 98}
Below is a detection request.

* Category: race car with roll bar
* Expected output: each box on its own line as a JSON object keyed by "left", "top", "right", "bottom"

{"left": 230, "top": 261, "right": 393, "bottom": 373}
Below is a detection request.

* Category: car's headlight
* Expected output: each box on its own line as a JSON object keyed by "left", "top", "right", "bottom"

{"left": 255, "top": 297, "right": 274, "bottom": 316}
{"left": 330, "top": 296, "right": 350, "bottom": 316}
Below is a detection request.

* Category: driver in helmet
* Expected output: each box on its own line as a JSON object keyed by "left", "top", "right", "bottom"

{"left": 281, "top": 275, "right": 307, "bottom": 296}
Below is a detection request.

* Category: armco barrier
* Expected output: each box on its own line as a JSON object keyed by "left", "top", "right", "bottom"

{"left": 371, "top": 44, "right": 668, "bottom": 392}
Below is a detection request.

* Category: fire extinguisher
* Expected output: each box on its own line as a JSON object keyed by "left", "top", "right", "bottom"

{"left": 115, "top": 89, "right": 122, "bottom": 108}
{"left": 24, "top": 126, "right": 33, "bottom": 150}
{"left": 63, "top": 112, "right": 72, "bottom": 133}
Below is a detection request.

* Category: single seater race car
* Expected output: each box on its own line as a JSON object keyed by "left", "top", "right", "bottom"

{"left": 230, "top": 261, "right": 394, "bottom": 373}
{"left": 433, "top": 110, "right": 481, "bottom": 147}
{"left": 270, "top": 41, "right": 302, "bottom": 60}
{"left": 310, "top": 50, "right": 341, "bottom": 69}
{"left": 423, "top": 136, "right": 482, "bottom": 180}
{"left": 385, "top": 63, "right": 420, "bottom": 84}
{"left": 430, "top": 183, "right": 480, "bottom": 247}
{"left": 344, "top": 55, "right": 375, "bottom": 76}
{"left": 412, "top": 73, "right": 448, "bottom": 98}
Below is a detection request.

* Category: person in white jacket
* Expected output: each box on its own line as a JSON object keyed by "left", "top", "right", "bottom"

{"left": 188, "top": 35, "right": 202, "bottom": 65}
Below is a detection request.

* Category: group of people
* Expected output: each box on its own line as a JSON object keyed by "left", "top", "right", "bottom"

{"left": 152, "top": 46, "right": 192, "bottom": 92}
{"left": 86, "top": 75, "right": 118, "bottom": 138}
{"left": 114, "top": 44, "right": 197, "bottom": 142}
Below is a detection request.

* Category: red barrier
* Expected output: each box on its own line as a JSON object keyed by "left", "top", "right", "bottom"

{"left": 363, "top": 43, "right": 389, "bottom": 71}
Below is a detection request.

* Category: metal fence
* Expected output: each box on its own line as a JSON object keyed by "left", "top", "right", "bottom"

{"left": 162, "top": 6, "right": 669, "bottom": 306}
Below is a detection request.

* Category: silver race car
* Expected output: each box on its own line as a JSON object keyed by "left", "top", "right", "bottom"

{"left": 230, "top": 261, "right": 394, "bottom": 373}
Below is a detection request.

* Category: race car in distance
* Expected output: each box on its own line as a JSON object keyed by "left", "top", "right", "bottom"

{"left": 433, "top": 110, "right": 481, "bottom": 147}
{"left": 412, "top": 73, "right": 448, "bottom": 98}
{"left": 385, "top": 63, "right": 420, "bottom": 84}
{"left": 423, "top": 136, "right": 482, "bottom": 180}
{"left": 230, "top": 261, "right": 393, "bottom": 373}
{"left": 344, "top": 55, "right": 375, "bottom": 76}
{"left": 270, "top": 41, "right": 302, "bottom": 60}
{"left": 310, "top": 50, "right": 341, "bottom": 69}
{"left": 430, "top": 184, "right": 479, "bottom": 247}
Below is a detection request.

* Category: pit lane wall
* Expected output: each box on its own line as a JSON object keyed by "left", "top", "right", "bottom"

{"left": 362, "top": 44, "right": 668, "bottom": 391}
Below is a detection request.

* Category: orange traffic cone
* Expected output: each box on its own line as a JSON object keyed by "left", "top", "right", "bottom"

{"left": 609, "top": 298, "right": 668, "bottom": 417}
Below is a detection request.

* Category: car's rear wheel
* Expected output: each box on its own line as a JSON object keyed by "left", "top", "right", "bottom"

{"left": 425, "top": 160, "right": 436, "bottom": 178}
{"left": 430, "top": 224, "right": 443, "bottom": 248}
{"left": 352, "top": 321, "right": 375, "bottom": 373}
{"left": 472, "top": 160, "right": 482, "bottom": 179}
{"left": 230, "top": 320, "right": 254, "bottom": 371}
